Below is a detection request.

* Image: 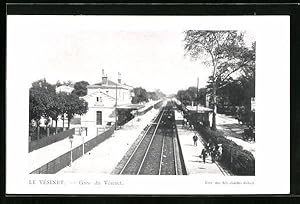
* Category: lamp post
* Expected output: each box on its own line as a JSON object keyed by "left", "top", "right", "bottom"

{"left": 69, "top": 135, "right": 74, "bottom": 167}
{"left": 80, "top": 127, "right": 85, "bottom": 156}
{"left": 115, "top": 84, "right": 118, "bottom": 130}
{"left": 196, "top": 77, "right": 199, "bottom": 113}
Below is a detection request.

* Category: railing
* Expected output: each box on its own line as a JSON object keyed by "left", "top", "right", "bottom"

{"left": 136, "top": 100, "right": 163, "bottom": 116}
{"left": 30, "top": 124, "right": 115, "bottom": 174}
{"left": 29, "top": 128, "right": 75, "bottom": 152}
{"left": 174, "top": 123, "right": 187, "bottom": 175}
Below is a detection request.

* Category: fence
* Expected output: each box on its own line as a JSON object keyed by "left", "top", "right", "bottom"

{"left": 30, "top": 124, "right": 115, "bottom": 174}
{"left": 193, "top": 120, "right": 255, "bottom": 175}
{"left": 137, "top": 106, "right": 153, "bottom": 116}
{"left": 29, "top": 127, "right": 65, "bottom": 141}
{"left": 174, "top": 122, "right": 187, "bottom": 175}
{"left": 29, "top": 128, "right": 75, "bottom": 152}
{"left": 136, "top": 100, "right": 163, "bottom": 116}
{"left": 176, "top": 102, "right": 255, "bottom": 175}
{"left": 84, "top": 125, "right": 115, "bottom": 153}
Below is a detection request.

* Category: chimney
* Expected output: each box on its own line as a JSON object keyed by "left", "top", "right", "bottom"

{"left": 118, "top": 72, "right": 121, "bottom": 84}
{"left": 102, "top": 69, "right": 108, "bottom": 84}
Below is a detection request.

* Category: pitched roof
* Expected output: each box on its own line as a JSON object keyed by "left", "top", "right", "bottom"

{"left": 88, "top": 79, "right": 133, "bottom": 90}
{"left": 81, "top": 88, "right": 115, "bottom": 100}
{"left": 94, "top": 79, "right": 118, "bottom": 86}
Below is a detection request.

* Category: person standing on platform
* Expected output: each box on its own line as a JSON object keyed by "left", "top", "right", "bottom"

{"left": 193, "top": 133, "right": 198, "bottom": 146}
{"left": 211, "top": 145, "right": 217, "bottom": 163}
{"left": 217, "top": 144, "right": 223, "bottom": 161}
{"left": 201, "top": 148, "right": 207, "bottom": 163}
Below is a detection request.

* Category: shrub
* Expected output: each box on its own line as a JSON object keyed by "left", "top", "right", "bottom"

{"left": 194, "top": 122, "right": 255, "bottom": 176}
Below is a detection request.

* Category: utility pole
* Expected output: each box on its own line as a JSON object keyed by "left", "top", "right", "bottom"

{"left": 115, "top": 83, "right": 118, "bottom": 130}
{"left": 196, "top": 77, "right": 199, "bottom": 113}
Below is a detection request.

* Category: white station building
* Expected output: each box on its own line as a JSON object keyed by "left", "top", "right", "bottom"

{"left": 80, "top": 70, "right": 134, "bottom": 134}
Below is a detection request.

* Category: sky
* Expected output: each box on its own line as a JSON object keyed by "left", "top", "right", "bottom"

{"left": 7, "top": 16, "right": 254, "bottom": 95}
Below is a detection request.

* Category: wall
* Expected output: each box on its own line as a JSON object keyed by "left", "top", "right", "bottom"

{"left": 30, "top": 124, "right": 115, "bottom": 174}
{"left": 29, "top": 128, "right": 75, "bottom": 152}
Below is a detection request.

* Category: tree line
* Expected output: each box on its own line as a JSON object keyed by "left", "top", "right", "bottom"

{"left": 29, "top": 79, "right": 88, "bottom": 135}
{"left": 177, "top": 87, "right": 207, "bottom": 107}
{"left": 182, "top": 30, "right": 255, "bottom": 130}
{"left": 131, "top": 87, "right": 166, "bottom": 104}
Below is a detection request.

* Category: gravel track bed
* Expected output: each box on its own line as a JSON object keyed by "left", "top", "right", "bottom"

{"left": 111, "top": 111, "right": 163, "bottom": 174}
{"left": 112, "top": 105, "right": 182, "bottom": 175}
{"left": 138, "top": 129, "right": 164, "bottom": 175}
{"left": 120, "top": 125, "right": 156, "bottom": 174}
{"left": 113, "top": 110, "right": 164, "bottom": 175}
{"left": 160, "top": 130, "right": 176, "bottom": 175}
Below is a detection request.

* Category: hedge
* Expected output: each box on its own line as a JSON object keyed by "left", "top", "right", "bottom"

{"left": 194, "top": 122, "right": 255, "bottom": 176}
{"left": 175, "top": 102, "right": 255, "bottom": 176}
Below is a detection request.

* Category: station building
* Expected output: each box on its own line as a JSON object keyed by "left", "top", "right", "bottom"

{"left": 80, "top": 70, "right": 137, "bottom": 135}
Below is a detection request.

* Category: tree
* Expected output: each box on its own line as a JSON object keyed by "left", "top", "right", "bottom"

{"left": 47, "top": 92, "right": 67, "bottom": 133}
{"left": 29, "top": 79, "right": 56, "bottom": 139}
{"left": 176, "top": 89, "right": 192, "bottom": 106}
{"left": 55, "top": 80, "right": 62, "bottom": 87}
{"left": 198, "top": 88, "right": 207, "bottom": 106}
{"left": 64, "top": 93, "right": 88, "bottom": 128}
{"left": 30, "top": 79, "right": 56, "bottom": 123}
{"left": 62, "top": 80, "right": 74, "bottom": 87}
{"left": 147, "top": 92, "right": 159, "bottom": 101}
{"left": 131, "top": 87, "right": 149, "bottom": 104}
{"left": 29, "top": 88, "right": 46, "bottom": 125}
{"left": 184, "top": 30, "right": 248, "bottom": 130}
{"left": 154, "top": 89, "right": 166, "bottom": 99}
{"left": 176, "top": 87, "right": 207, "bottom": 106}
{"left": 147, "top": 89, "right": 166, "bottom": 101}
{"left": 72, "top": 81, "right": 90, "bottom": 97}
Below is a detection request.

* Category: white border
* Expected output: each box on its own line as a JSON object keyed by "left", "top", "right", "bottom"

{"left": 6, "top": 15, "right": 290, "bottom": 194}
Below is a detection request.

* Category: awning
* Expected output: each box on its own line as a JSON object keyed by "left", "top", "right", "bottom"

{"left": 116, "top": 104, "right": 145, "bottom": 110}
{"left": 186, "top": 105, "right": 213, "bottom": 113}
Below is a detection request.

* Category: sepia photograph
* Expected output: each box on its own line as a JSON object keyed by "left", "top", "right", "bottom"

{"left": 26, "top": 26, "right": 255, "bottom": 176}
{"left": 6, "top": 15, "right": 289, "bottom": 194}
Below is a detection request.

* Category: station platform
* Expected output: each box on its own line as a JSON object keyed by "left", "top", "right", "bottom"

{"left": 175, "top": 110, "right": 229, "bottom": 176}
{"left": 58, "top": 108, "right": 160, "bottom": 174}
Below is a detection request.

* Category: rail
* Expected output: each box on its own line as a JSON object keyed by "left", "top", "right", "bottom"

{"left": 137, "top": 110, "right": 164, "bottom": 174}
{"left": 119, "top": 111, "right": 162, "bottom": 175}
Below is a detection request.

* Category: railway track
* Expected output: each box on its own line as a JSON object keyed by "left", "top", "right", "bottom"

{"left": 119, "top": 102, "right": 181, "bottom": 175}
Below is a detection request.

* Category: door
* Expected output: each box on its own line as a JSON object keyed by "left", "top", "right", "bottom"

{"left": 96, "top": 111, "right": 102, "bottom": 125}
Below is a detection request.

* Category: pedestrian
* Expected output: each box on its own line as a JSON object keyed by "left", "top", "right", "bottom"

{"left": 201, "top": 148, "right": 207, "bottom": 163}
{"left": 217, "top": 144, "right": 223, "bottom": 161}
{"left": 185, "top": 119, "right": 188, "bottom": 127}
{"left": 211, "top": 145, "right": 217, "bottom": 163}
{"left": 189, "top": 121, "right": 193, "bottom": 129}
{"left": 209, "top": 143, "right": 214, "bottom": 156}
{"left": 193, "top": 134, "right": 198, "bottom": 146}
{"left": 205, "top": 143, "right": 210, "bottom": 155}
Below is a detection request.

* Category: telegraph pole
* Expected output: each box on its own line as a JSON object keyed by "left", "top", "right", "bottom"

{"left": 115, "top": 83, "right": 118, "bottom": 130}
{"left": 196, "top": 77, "right": 199, "bottom": 113}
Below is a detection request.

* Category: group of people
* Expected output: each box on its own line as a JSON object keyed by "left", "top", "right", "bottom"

{"left": 182, "top": 117, "right": 193, "bottom": 129}
{"left": 184, "top": 113, "right": 223, "bottom": 165}
{"left": 192, "top": 133, "right": 223, "bottom": 163}
{"left": 197, "top": 137, "right": 223, "bottom": 164}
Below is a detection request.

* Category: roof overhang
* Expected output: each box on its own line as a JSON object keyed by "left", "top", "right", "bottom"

{"left": 186, "top": 105, "right": 213, "bottom": 113}
{"left": 116, "top": 104, "right": 144, "bottom": 110}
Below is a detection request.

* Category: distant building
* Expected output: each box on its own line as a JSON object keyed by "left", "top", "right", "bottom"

{"left": 56, "top": 85, "right": 74, "bottom": 94}
{"left": 80, "top": 70, "right": 135, "bottom": 135}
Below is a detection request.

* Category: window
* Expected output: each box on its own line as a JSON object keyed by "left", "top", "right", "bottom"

{"left": 96, "top": 97, "right": 102, "bottom": 103}
{"left": 96, "top": 111, "right": 102, "bottom": 125}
